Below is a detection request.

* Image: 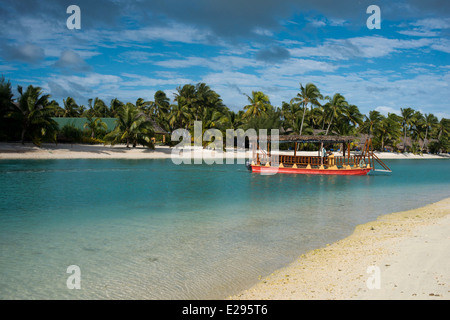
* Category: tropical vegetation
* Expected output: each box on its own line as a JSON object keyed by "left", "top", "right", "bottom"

{"left": 0, "top": 76, "right": 449, "bottom": 153}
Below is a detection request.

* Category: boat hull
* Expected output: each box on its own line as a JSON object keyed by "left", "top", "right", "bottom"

{"left": 251, "top": 165, "right": 371, "bottom": 176}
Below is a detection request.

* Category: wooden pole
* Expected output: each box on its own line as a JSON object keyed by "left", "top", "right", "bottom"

{"left": 257, "top": 142, "right": 260, "bottom": 164}
{"left": 347, "top": 143, "right": 350, "bottom": 165}
{"left": 294, "top": 142, "right": 297, "bottom": 157}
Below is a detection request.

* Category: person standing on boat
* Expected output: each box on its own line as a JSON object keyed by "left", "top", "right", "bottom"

{"left": 321, "top": 146, "right": 327, "bottom": 166}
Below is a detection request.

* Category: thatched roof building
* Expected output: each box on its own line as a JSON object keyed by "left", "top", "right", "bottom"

{"left": 252, "top": 135, "right": 358, "bottom": 144}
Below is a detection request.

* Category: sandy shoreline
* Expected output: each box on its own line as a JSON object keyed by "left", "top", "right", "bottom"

{"left": 230, "top": 197, "right": 450, "bottom": 300}
{"left": 1, "top": 142, "right": 449, "bottom": 160}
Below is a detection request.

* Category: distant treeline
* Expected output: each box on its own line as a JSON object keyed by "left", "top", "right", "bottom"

{"left": 0, "top": 77, "right": 449, "bottom": 153}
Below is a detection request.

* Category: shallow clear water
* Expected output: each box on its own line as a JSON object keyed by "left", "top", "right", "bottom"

{"left": 0, "top": 159, "right": 449, "bottom": 299}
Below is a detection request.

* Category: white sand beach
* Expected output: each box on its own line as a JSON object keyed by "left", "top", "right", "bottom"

{"left": 1, "top": 142, "right": 448, "bottom": 160}
{"left": 230, "top": 197, "right": 450, "bottom": 300}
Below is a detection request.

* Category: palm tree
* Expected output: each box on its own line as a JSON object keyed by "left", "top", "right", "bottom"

{"left": 343, "top": 104, "right": 363, "bottom": 128}
{"left": 433, "top": 118, "right": 450, "bottom": 141}
{"left": 0, "top": 76, "right": 13, "bottom": 111}
{"left": 168, "top": 102, "right": 191, "bottom": 131}
{"left": 334, "top": 104, "right": 363, "bottom": 137}
{"left": 63, "top": 97, "right": 83, "bottom": 117}
{"left": 202, "top": 107, "right": 230, "bottom": 130}
{"left": 174, "top": 84, "right": 198, "bottom": 122}
{"left": 10, "top": 85, "right": 58, "bottom": 145}
{"left": 0, "top": 76, "right": 14, "bottom": 139}
{"left": 400, "top": 107, "right": 415, "bottom": 152}
{"left": 373, "top": 114, "right": 401, "bottom": 151}
{"left": 281, "top": 100, "right": 301, "bottom": 133}
{"left": 410, "top": 111, "right": 426, "bottom": 153}
{"left": 324, "top": 93, "right": 348, "bottom": 135}
{"left": 84, "top": 116, "right": 108, "bottom": 138}
{"left": 308, "top": 106, "right": 325, "bottom": 131}
{"left": 318, "top": 93, "right": 347, "bottom": 161}
{"left": 135, "top": 98, "right": 152, "bottom": 112}
{"left": 195, "top": 83, "right": 223, "bottom": 116}
{"left": 244, "top": 107, "right": 282, "bottom": 131}
{"left": 109, "top": 98, "right": 124, "bottom": 118}
{"left": 292, "top": 83, "right": 323, "bottom": 136}
{"left": 104, "top": 103, "right": 154, "bottom": 148}
{"left": 421, "top": 113, "right": 438, "bottom": 152}
{"left": 243, "top": 91, "right": 271, "bottom": 119}
{"left": 148, "top": 90, "right": 171, "bottom": 133}
{"left": 361, "top": 110, "right": 383, "bottom": 137}
{"left": 87, "top": 97, "right": 109, "bottom": 118}
{"left": 430, "top": 118, "right": 450, "bottom": 153}
{"left": 229, "top": 110, "right": 246, "bottom": 130}
{"left": 151, "top": 90, "right": 171, "bottom": 118}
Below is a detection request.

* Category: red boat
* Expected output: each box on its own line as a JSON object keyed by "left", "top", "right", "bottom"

{"left": 246, "top": 135, "right": 391, "bottom": 176}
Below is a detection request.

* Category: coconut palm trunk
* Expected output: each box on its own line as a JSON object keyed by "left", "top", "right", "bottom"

{"left": 299, "top": 99, "right": 308, "bottom": 136}
{"left": 403, "top": 124, "right": 407, "bottom": 152}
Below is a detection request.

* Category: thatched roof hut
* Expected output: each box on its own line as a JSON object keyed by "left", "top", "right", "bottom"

{"left": 253, "top": 135, "right": 358, "bottom": 144}
{"left": 149, "top": 119, "right": 169, "bottom": 135}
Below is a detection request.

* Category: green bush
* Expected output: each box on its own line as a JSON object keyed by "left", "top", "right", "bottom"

{"left": 59, "top": 123, "right": 83, "bottom": 143}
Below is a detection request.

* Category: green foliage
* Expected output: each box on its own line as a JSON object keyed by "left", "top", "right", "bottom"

{"left": 372, "top": 113, "right": 401, "bottom": 151}
{"left": 243, "top": 107, "right": 282, "bottom": 131}
{"left": 291, "top": 83, "right": 323, "bottom": 135}
{"left": 62, "top": 97, "right": 84, "bottom": 117}
{"left": 0, "top": 76, "right": 15, "bottom": 140}
{"left": 323, "top": 93, "right": 348, "bottom": 135}
{"left": 60, "top": 123, "right": 83, "bottom": 143}
{"left": 80, "top": 136, "right": 104, "bottom": 144}
{"left": 9, "top": 85, "right": 59, "bottom": 145}
{"left": 83, "top": 116, "right": 108, "bottom": 139}
{"left": 243, "top": 91, "right": 272, "bottom": 119}
{"left": 104, "top": 103, "right": 155, "bottom": 148}
{"left": 1, "top": 77, "right": 448, "bottom": 154}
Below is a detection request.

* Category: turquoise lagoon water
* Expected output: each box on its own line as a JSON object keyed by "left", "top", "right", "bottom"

{"left": 0, "top": 158, "right": 449, "bottom": 299}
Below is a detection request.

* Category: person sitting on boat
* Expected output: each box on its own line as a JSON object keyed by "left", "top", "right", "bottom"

{"left": 322, "top": 147, "right": 327, "bottom": 158}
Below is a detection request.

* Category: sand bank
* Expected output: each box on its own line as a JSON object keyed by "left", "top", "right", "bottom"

{"left": 0, "top": 142, "right": 448, "bottom": 160}
{"left": 230, "top": 197, "right": 450, "bottom": 300}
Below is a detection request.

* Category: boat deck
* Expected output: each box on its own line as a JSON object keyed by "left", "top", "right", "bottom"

{"left": 251, "top": 165, "right": 371, "bottom": 175}
{"left": 247, "top": 136, "right": 391, "bottom": 176}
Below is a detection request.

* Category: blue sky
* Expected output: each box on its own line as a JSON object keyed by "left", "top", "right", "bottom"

{"left": 0, "top": 0, "right": 449, "bottom": 118}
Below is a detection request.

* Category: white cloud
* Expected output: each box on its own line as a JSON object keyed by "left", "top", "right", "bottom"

{"left": 413, "top": 18, "right": 450, "bottom": 30}
{"left": 253, "top": 28, "right": 274, "bottom": 37}
{"left": 431, "top": 39, "right": 450, "bottom": 53}
{"left": 2, "top": 43, "right": 45, "bottom": 63}
{"left": 119, "top": 23, "right": 215, "bottom": 45}
{"left": 308, "top": 19, "right": 326, "bottom": 28}
{"left": 263, "top": 58, "right": 338, "bottom": 76}
{"left": 398, "top": 29, "right": 439, "bottom": 37}
{"left": 396, "top": 17, "right": 450, "bottom": 38}
{"left": 0, "top": 63, "right": 17, "bottom": 72}
{"left": 154, "top": 55, "right": 260, "bottom": 72}
{"left": 375, "top": 106, "right": 400, "bottom": 116}
{"left": 289, "top": 36, "right": 434, "bottom": 60}
{"left": 120, "top": 73, "right": 193, "bottom": 87}
{"left": 53, "top": 50, "right": 91, "bottom": 72}
{"left": 306, "top": 17, "right": 347, "bottom": 28}
{"left": 115, "top": 50, "right": 165, "bottom": 64}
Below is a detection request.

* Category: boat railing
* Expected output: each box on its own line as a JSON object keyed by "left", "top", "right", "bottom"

{"left": 329, "top": 155, "right": 367, "bottom": 167}
{"left": 251, "top": 137, "right": 391, "bottom": 173}
{"left": 256, "top": 153, "right": 369, "bottom": 168}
